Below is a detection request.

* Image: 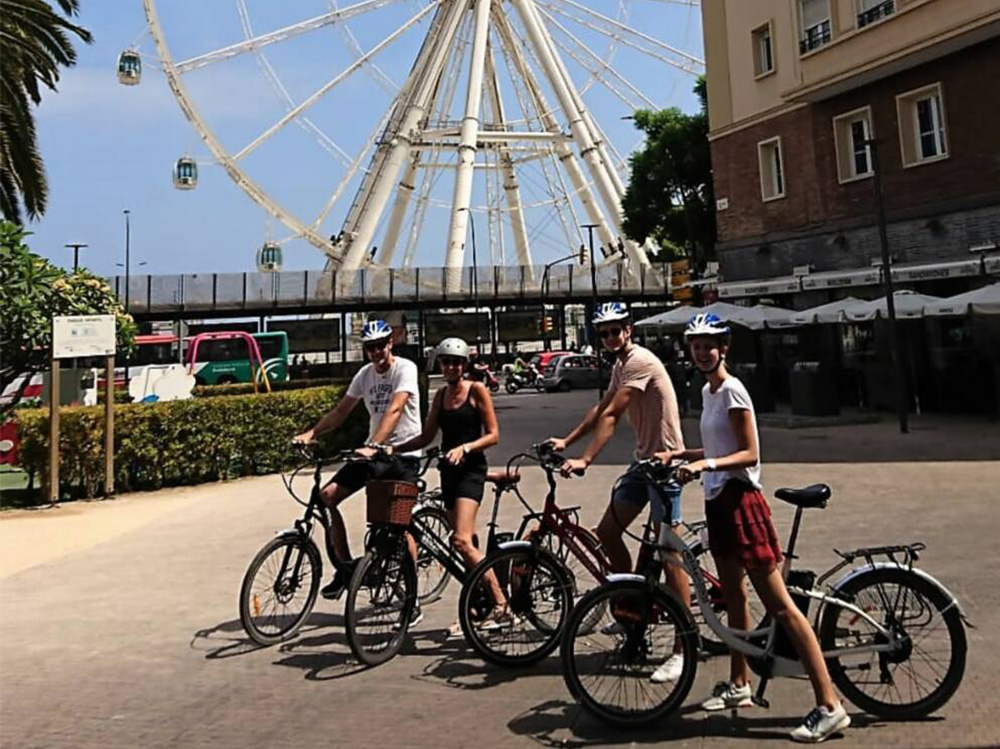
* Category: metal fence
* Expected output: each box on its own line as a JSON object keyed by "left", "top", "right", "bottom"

{"left": 112, "top": 263, "right": 671, "bottom": 315}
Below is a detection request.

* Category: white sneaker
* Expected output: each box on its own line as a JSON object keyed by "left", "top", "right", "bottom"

{"left": 790, "top": 703, "right": 851, "bottom": 743}
{"left": 650, "top": 653, "right": 684, "bottom": 684}
{"left": 600, "top": 620, "right": 624, "bottom": 635}
{"left": 701, "top": 680, "right": 753, "bottom": 711}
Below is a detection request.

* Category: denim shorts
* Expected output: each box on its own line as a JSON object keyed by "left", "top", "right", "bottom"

{"left": 611, "top": 465, "right": 683, "bottom": 526}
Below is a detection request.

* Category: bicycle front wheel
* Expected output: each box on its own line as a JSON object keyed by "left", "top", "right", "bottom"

{"left": 412, "top": 505, "right": 452, "bottom": 604}
{"left": 344, "top": 548, "right": 417, "bottom": 667}
{"left": 239, "top": 534, "right": 321, "bottom": 646}
{"left": 561, "top": 580, "right": 698, "bottom": 726}
{"left": 458, "top": 546, "right": 572, "bottom": 667}
{"left": 819, "top": 567, "right": 967, "bottom": 720}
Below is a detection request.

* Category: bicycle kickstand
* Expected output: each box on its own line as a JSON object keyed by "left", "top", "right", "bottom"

{"left": 752, "top": 678, "right": 771, "bottom": 709}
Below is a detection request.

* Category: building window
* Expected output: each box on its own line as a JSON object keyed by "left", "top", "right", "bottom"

{"left": 857, "top": 0, "right": 895, "bottom": 29}
{"left": 799, "top": 0, "right": 831, "bottom": 54}
{"left": 758, "top": 137, "right": 785, "bottom": 201}
{"left": 752, "top": 22, "right": 774, "bottom": 77}
{"left": 833, "top": 107, "right": 873, "bottom": 182}
{"left": 897, "top": 83, "right": 948, "bottom": 167}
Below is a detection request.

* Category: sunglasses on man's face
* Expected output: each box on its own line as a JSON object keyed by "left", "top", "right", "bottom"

{"left": 439, "top": 356, "right": 464, "bottom": 367}
{"left": 363, "top": 339, "right": 390, "bottom": 353}
{"left": 599, "top": 326, "right": 624, "bottom": 340}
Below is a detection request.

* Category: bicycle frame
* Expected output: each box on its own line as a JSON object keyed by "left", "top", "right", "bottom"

{"left": 651, "top": 503, "right": 907, "bottom": 679}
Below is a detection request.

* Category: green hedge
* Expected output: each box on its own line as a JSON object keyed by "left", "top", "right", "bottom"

{"left": 15, "top": 385, "right": 368, "bottom": 501}
{"left": 191, "top": 377, "right": 350, "bottom": 398}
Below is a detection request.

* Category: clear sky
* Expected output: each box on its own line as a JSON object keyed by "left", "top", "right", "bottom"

{"left": 28, "top": 0, "right": 705, "bottom": 280}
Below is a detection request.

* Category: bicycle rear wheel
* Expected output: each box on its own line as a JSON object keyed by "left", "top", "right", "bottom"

{"left": 344, "top": 547, "right": 417, "bottom": 667}
{"left": 561, "top": 580, "right": 698, "bottom": 726}
{"left": 412, "top": 505, "right": 452, "bottom": 604}
{"left": 819, "top": 567, "right": 966, "bottom": 720}
{"left": 458, "top": 546, "right": 572, "bottom": 667}
{"left": 239, "top": 534, "right": 321, "bottom": 646}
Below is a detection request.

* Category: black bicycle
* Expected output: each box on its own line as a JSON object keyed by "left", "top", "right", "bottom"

{"left": 238, "top": 444, "right": 442, "bottom": 647}
{"left": 344, "top": 448, "right": 538, "bottom": 666}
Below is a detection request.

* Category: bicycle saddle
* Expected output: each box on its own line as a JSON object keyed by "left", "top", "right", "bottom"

{"left": 774, "top": 484, "right": 830, "bottom": 509}
{"left": 486, "top": 470, "right": 521, "bottom": 487}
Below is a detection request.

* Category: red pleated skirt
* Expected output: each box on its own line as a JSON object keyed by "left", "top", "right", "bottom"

{"left": 705, "top": 480, "right": 783, "bottom": 571}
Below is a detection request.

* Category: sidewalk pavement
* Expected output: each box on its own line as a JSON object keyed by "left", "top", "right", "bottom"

{"left": 1, "top": 457, "right": 998, "bottom": 748}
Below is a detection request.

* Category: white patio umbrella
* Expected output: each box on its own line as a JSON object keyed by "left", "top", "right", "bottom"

{"left": 844, "top": 291, "right": 942, "bottom": 322}
{"left": 633, "top": 301, "right": 746, "bottom": 328}
{"left": 924, "top": 283, "right": 1000, "bottom": 316}
{"left": 788, "top": 297, "right": 865, "bottom": 325}
{"left": 730, "top": 304, "right": 796, "bottom": 330}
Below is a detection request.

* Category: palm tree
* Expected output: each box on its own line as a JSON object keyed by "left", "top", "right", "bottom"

{"left": 0, "top": 0, "right": 92, "bottom": 224}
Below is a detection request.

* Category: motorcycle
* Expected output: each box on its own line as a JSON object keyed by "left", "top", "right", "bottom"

{"left": 505, "top": 366, "right": 543, "bottom": 394}
{"left": 468, "top": 363, "right": 501, "bottom": 393}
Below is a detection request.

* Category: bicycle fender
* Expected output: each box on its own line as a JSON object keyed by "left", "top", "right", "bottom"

{"left": 497, "top": 539, "right": 534, "bottom": 552}
{"left": 606, "top": 573, "right": 646, "bottom": 584}
{"left": 830, "top": 563, "right": 973, "bottom": 627}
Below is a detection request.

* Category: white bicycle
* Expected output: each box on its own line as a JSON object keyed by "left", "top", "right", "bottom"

{"left": 560, "top": 466, "right": 971, "bottom": 727}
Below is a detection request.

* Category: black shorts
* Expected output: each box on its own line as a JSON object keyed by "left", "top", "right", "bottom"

{"left": 327, "top": 455, "right": 421, "bottom": 496}
{"left": 440, "top": 458, "right": 488, "bottom": 507}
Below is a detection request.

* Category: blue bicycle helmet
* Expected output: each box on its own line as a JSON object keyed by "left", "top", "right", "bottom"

{"left": 684, "top": 312, "right": 730, "bottom": 339}
{"left": 361, "top": 319, "right": 392, "bottom": 342}
{"left": 592, "top": 302, "right": 630, "bottom": 325}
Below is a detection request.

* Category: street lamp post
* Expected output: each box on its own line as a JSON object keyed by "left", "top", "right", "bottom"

{"left": 865, "top": 137, "right": 909, "bottom": 434}
{"left": 116, "top": 210, "right": 146, "bottom": 392}
{"left": 65, "top": 243, "right": 88, "bottom": 272}
{"left": 581, "top": 223, "right": 606, "bottom": 399}
{"left": 540, "top": 253, "right": 579, "bottom": 351}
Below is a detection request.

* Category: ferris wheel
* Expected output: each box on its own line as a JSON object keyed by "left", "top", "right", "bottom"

{"left": 130, "top": 0, "right": 703, "bottom": 289}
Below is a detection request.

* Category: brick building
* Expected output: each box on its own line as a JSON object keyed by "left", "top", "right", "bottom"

{"left": 701, "top": 0, "right": 1000, "bottom": 304}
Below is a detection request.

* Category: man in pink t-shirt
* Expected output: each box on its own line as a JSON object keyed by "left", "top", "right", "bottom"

{"left": 548, "top": 302, "right": 690, "bottom": 682}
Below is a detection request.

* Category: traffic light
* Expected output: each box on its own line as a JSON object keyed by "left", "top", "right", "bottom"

{"left": 579, "top": 243, "right": 586, "bottom": 263}
{"left": 543, "top": 316, "right": 554, "bottom": 335}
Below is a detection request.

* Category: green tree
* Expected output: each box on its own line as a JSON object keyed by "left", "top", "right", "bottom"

{"left": 1, "top": 221, "right": 135, "bottom": 417}
{"left": 0, "top": 0, "right": 93, "bottom": 223}
{"left": 621, "top": 77, "right": 715, "bottom": 267}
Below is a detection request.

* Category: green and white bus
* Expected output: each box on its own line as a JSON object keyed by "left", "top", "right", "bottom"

{"left": 185, "top": 331, "right": 289, "bottom": 386}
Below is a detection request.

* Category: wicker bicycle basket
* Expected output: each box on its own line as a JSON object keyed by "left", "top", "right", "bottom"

{"left": 365, "top": 480, "right": 420, "bottom": 526}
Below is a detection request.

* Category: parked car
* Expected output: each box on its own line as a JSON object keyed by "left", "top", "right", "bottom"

{"left": 530, "top": 351, "right": 571, "bottom": 372}
{"left": 542, "top": 354, "right": 606, "bottom": 392}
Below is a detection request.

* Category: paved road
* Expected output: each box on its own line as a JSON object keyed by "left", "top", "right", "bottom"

{"left": 2, "top": 391, "right": 999, "bottom": 748}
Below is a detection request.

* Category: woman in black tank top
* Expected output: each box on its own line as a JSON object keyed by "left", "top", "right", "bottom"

{"left": 391, "top": 338, "right": 506, "bottom": 621}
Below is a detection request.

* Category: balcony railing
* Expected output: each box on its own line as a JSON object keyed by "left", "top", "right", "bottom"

{"left": 799, "top": 20, "right": 832, "bottom": 54}
{"left": 857, "top": 0, "right": 895, "bottom": 28}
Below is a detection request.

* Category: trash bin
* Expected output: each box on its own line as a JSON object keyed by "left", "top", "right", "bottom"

{"left": 731, "top": 363, "right": 775, "bottom": 413}
{"left": 789, "top": 361, "right": 840, "bottom": 416}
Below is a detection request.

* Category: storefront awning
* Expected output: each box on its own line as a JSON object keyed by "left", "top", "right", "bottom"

{"left": 800, "top": 268, "right": 881, "bottom": 290}
{"left": 718, "top": 276, "right": 800, "bottom": 298}
{"left": 890, "top": 258, "right": 982, "bottom": 282}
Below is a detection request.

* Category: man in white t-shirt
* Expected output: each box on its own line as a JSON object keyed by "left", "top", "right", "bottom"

{"left": 294, "top": 318, "right": 422, "bottom": 602}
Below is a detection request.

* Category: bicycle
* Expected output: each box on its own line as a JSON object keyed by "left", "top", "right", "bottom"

{"left": 238, "top": 444, "right": 443, "bottom": 647}
{"left": 343, "top": 446, "right": 546, "bottom": 666}
{"left": 459, "top": 447, "right": 752, "bottom": 667}
{"left": 560, "top": 466, "right": 970, "bottom": 726}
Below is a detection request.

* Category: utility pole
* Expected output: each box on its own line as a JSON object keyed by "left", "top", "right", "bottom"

{"left": 123, "top": 210, "right": 132, "bottom": 392}
{"left": 65, "top": 243, "right": 88, "bottom": 272}
{"left": 866, "top": 137, "right": 908, "bottom": 434}
{"left": 581, "top": 223, "right": 604, "bottom": 399}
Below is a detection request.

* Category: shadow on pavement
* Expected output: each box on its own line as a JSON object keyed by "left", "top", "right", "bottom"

{"left": 507, "top": 699, "right": 885, "bottom": 747}
{"left": 411, "top": 635, "right": 566, "bottom": 692}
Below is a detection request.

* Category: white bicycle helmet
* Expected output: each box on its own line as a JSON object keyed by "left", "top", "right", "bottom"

{"left": 592, "top": 302, "right": 630, "bottom": 325}
{"left": 684, "top": 313, "right": 731, "bottom": 339}
{"left": 361, "top": 319, "right": 392, "bottom": 342}
{"left": 436, "top": 337, "right": 469, "bottom": 360}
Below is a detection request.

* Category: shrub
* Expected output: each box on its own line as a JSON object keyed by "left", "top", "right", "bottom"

{"left": 191, "top": 377, "right": 350, "bottom": 398}
{"left": 15, "top": 385, "right": 367, "bottom": 501}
